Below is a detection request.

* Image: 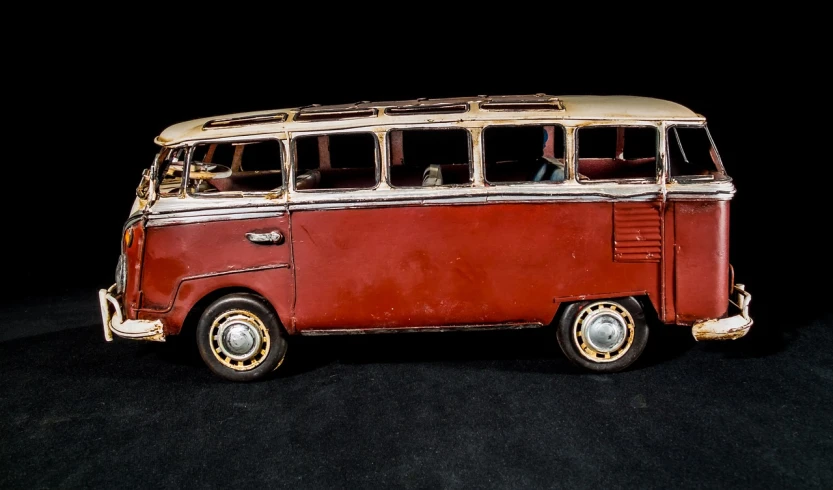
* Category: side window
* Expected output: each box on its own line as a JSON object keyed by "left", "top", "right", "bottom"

{"left": 576, "top": 126, "right": 658, "bottom": 182}
{"left": 293, "top": 132, "right": 378, "bottom": 190}
{"left": 668, "top": 126, "right": 724, "bottom": 180}
{"left": 484, "top": 125, "right": 566, "bottom": 183}
{"left": 188, "top": 139, "right": 284, "bottom": 194}
{"left": 388, "top": 128, "right": 471, "bottom": 187}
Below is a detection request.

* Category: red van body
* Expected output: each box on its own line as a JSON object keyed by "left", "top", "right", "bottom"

{"left": 99, "top": 95, "right": 752, "bottom": 380}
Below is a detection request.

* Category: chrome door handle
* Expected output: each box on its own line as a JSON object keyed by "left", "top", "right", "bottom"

{"left": 246, "top": 231, "right": 284, "bottom": 245}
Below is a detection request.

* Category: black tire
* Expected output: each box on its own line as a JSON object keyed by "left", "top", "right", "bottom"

{"left": 196, "top": 293, "right": 287, "bottom": 382}
{"left": 556, "top": 297, "right": 649, "bottom": 373}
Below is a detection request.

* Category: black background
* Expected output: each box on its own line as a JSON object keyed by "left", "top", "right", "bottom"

{"left": 2, "top": 24, "right": 831, "bottom": 488}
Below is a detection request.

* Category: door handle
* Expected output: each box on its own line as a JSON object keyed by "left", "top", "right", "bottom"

{"left": 246, "top": 231, "right": 284, "bottom": 245}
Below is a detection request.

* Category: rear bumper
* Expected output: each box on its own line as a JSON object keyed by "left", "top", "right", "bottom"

{"left": 98, "top": 285, "right": 165, "bottom": 342}
{"left": 691, "top": 284, "right": 753, "bottom": 341}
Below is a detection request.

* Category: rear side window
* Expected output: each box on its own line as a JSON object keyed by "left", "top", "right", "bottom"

{"left": 483, "top": 125, "right": 566, "bottom": 183}
{"left": 293, "top": 132, "right": 379, "bottom": 191}
{"left": 576, "top": 126, "right": 658, "bottom": 182}
{"left": 388, "top": 129, "right": 471, "bottom": 187}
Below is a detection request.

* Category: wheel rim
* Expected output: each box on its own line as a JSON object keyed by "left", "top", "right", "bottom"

{"left": 209, "top": 309, "right": 271, "bottom": 371}
{"left": 572, "top": 301, "right": 635, "bottom": 363}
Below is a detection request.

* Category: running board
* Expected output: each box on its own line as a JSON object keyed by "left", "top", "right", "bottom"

{"left": 298, "top": 322, "right": 545, "bottom": 336}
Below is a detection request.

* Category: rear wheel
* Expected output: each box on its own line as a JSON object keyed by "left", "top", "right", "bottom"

{"left": 196, "top": 293, "right": 287, "bottom": 382}
{"left": 556, "top": 297, "right": 648, "bottom": 372}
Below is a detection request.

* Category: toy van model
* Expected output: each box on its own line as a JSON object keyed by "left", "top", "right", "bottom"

{"left": 99, "top": 94, "right": 752, "bottom": 381}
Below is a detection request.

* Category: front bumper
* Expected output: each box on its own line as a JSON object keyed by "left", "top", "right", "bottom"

{"left": 98, "top": 285, "right": 166, "bottom": 342}
{"left": 691, "top": 284, "right": 753, "bottom": 341}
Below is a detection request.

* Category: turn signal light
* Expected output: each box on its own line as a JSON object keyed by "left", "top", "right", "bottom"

{"left": 124, "top": 228, "right": 134, "bottom": 248}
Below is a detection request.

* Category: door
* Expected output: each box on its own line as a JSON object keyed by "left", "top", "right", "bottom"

{"left": 139, "top": 137, "right": 294, "bottom": 332}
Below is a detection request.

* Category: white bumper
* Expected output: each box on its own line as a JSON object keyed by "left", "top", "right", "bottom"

{"left": 691, "top": 284, "right": 753, "bottom": 341}
{"left": 98, "top": 285, "right": 165, "bottom": 342}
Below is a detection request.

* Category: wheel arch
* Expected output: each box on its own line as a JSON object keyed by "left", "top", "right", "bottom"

{"left": 181, "top": 286, "right": 289, "bottom": 341}
{"left": 553, "top": 293, "right": 658, "bottom": 327}
{"left": 138, "top": 265, "right": 295, "bottom": 337}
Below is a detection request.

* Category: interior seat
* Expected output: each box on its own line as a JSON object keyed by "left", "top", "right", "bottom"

{"left": 295, "top": 170, "right": 321, "bottom": 190}
{"left": 422, "top": 165, "right": 443, "bottom": 186}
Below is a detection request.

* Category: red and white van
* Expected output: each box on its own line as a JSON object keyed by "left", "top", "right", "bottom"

{"left": 99, "top": 94, "right": 752, "bottom": 381}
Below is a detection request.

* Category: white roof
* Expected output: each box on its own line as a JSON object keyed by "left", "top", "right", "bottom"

{"left": 156, "top": 95, "right": 704, "bottom": 146}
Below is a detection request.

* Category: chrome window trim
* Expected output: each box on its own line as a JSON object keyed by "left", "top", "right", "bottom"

{"left": 664, "top": 122, "right": 730, "bottom": 182}
{"left": 288, "top": 128, "right": 383, "bottom": 193}
{"left": 480, "top": 122, "right": 569, "bottom": 186}
{"left": 172, "top": 134, "right": 289, "bottom": 201}
{"left": 149, "top": 118, "right": 737, "bottom": 219}
{"left": 573, "top": 121, "right": 664, "bottom": 186}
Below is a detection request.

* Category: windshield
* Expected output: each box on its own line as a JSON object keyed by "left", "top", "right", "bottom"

{"left": 667, "top": 125, "right": 727, "bottom": 182}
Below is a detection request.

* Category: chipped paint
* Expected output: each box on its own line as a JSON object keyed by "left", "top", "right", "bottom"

{"left": 692, "top": 284, "right": 753, "bottom": 341}
{"left": 99, "top": 286, "right": 166, "bottom": 342}
{"left": 155, "top": 95, "right": 704, "bottom": 147}
{"left": 101, "top": 93, "right": 753, "bottom": 379}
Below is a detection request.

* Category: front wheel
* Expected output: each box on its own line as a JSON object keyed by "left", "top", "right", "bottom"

{"left": 196, "top": 293, "right": 287, "bottom": 382}
{"left": 556, "top": 297, "right": 649, "bottom": 373}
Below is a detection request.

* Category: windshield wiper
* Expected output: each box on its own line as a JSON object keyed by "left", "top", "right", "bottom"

{"left": 672, "top": 127, "right": 689, "bottom": 164}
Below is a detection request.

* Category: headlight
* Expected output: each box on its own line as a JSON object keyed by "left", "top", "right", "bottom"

{"left": 115, "top": 254, "right": 127, "bottom": 294}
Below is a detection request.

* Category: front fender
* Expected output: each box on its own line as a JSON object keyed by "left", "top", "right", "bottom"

{"left": 137, "top": 265, "right": 294, "bottom": 335}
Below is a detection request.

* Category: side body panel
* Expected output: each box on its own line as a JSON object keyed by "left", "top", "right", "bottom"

{"left": 136, "top": 212, "right": 294, "bottom": 334}
{"left": 669, "top": 199, "right": 731, "bottom": 324}
{"left": 290, "top": 201, "right": 663, "bottom": 330}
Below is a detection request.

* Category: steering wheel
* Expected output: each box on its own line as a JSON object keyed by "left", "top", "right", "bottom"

{"left": 166, "top": 161, "right": 232, "bottom": 180}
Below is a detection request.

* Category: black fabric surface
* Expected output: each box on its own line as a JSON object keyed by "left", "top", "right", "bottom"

{"left": 1, "top": 296, "right": 831, "bottom": 488}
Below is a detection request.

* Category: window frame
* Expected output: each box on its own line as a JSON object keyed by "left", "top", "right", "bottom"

{"left": 481, "top": 122, "right": 568, "bottom": 186}
{"left": 665, "top": 122, "right": 729, "bottom": 184}
{"left": 289, "top": 128, "right": 382, "bottom": 193}
{"left": 182, "top": 135, "right": 287, "bottom": 199}
{"left": 385, "top": 126, "right": 474, "bottom": 189}
{"left": 574, "top": 122, "right": 663, "bottom": 185}
{"left": 154, "top": 147, "right": 188, "bottom": 198}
